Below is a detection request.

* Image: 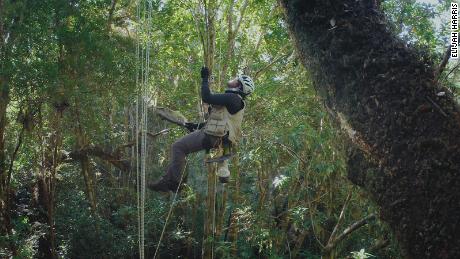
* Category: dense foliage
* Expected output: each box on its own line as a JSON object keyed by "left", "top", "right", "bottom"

{"left": 0, "top": 0, "right": 457, "bottom": 258}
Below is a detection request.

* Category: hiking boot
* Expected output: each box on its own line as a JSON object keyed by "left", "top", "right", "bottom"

{"left": 147, "top": 176, "right": 180, "bottom": 193}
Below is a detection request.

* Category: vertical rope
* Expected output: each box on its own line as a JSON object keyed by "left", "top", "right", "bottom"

{"left": 135, "top": 1, "right": 141, "bottom": 257}
{"left": 136, "top": 0, "right": 153, "bottom": 258}
{"left": 140, "top": 0, "right": 146, "bottom": 254}
{"left": 212, "top": 164, "right": 217, "bottom": 259}
{"left": 153, "top": 160, "right": 188, "bottom": 259}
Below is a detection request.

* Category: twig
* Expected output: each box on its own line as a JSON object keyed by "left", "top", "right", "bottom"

{"left": 7, "top": 124, "right": 25, "bottom": 180}
{"left": 326, "top": 191, "right": 352, "bottom": 247}
{"left": 187, "top": 2, "right": 206, "bottom": 57}
{"left": 245, "top": 31, "right": 265, "bottom": 74}
{"left": 107, "top": 0, "right": 117, "bottom": 31}
{"left": 323, "top": 214, "right": 376, "bottom": 253}
{"left": 425, "top": 96, "right": 448, "bottom": 117}
{"left": 6, "top": 122, "right": 26, "bottom": 208}
{"left": 272, "top": 139, "right": 324, "bottom": 249}
{"left": 254, "top": 44, "right": 292, "bottom": 79}
{"left": 442, "top": 60, "right": 460, "bottom": 81}
{"left": 335, "top": 214, "right": 376, "bottom": 243}
{"left": 234, "top": 0, "right": 249, "bottom": 37}
{"left": 114, "top": 129, "right": 172, "bottom": 153}
{"left": 273, "top": 141, "right": 308, "bottom": 165}
{"left": 220, "top": 0, "right": 250, "bottom": 80}
{"left": 434, "top": 45, "right": 452, "bottom": 83}
{"left": 146, "top": 128, "right": 172, "bottom": 138}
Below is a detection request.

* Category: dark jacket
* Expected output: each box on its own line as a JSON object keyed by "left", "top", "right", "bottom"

{"left": 201, "top": 78, "right": 244, "bottom": 115}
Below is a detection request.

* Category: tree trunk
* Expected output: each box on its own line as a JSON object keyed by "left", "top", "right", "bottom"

{"left": 202, "top": 1, "right": 218, "bottom": 258}
{"left": 0, "top": 0, "right": 12, "bottom": 239}
{"left": 203, "top": 162, "right": 217, "bottom": 259}
{"left": 74, "top": 98, "right": 98, "bottom": 213}
{"left": 47, "top": 110, "right": 62, "bottom": 259}
{"left": 228, "top": 148, "right": 240, "bottom": 257}
{"left": 0, "top": 78, "right": 11, "bottom": 245}
{"left": 35, "top": 108, "right": 62, "bottom": 259}
{"left": 280, "top": 0, "right": 460, "bottom": 258}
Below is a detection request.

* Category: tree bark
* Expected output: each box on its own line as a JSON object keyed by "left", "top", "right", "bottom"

{"left": 0, "top": 0, "right": 4, "bottom": 44}
{"left": 48, "top": 111, "right": 61, "bottom": 259}
{"left": 202, "top": 1, "right": 218, "bottom": 258}
{"left": 0, "top": 78, "right": 11, "bottom": 246}
{"left": 74, "top": 100, "right": 98, "bottom": 213}
{"left": 228, "top": 147, "right": 240, "bottom": 256}
{"left": 280, "top": 0, "right": 460, "bottom": 258}
{"left": 0, "top": 0, "right": 11, "bottom": 239}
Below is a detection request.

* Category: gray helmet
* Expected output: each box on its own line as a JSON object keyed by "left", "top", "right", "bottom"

{"left": 237, "top": 75, "right": 255, "bottom": 95}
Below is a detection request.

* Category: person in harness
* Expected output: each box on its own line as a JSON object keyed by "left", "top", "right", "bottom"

{"left": 148, "top": 67, "right": 255, "bottom": 192}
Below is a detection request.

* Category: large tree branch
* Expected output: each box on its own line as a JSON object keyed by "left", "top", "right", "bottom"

{"left": 63, "top": 145, "right": 131, "bottom": 172}
{"left": 324, "top": 214, "right": 376, "bottom": 253}
{"left": 62, "top": 129, "right": 171, "bottom": 172}
{"left": 333, "top": 214, "right": 376, "bottom": 245}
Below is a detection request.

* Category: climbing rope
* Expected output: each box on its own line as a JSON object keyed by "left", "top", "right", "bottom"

{"left": 135, "top": 0, "right": 153, "bottom": 258}
{"left": 146, "top": 2, "right": 232, "bottom": 258}
{"left": 153, "top": 160, "right": 189, "bottom": 259}
{"left": 135, "top": 0, "right": 142, "bottom": 255}
{"left": 212, "top": 161, "right": 218, "bottom": 259}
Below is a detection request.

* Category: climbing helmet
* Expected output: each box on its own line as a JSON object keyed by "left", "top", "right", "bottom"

{"left": 237, "top": 75, "right": 255, "bottom": 95}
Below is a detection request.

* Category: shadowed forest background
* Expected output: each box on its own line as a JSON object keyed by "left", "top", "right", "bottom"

{"left": 0, "top": 0, "right": 458, "bottom": 258}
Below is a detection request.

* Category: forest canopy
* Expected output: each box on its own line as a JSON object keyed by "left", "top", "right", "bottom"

{"left": 0, "top": 0, "right": 458, "bottom": 258}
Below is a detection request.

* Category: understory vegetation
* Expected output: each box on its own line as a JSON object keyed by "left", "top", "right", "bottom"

{"left": 0, "top": 0, "right": 457, "bottom": 258}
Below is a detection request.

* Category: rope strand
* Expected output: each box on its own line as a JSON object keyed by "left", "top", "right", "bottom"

{"left": 153, "top": 161, "right": 189, "bottom": 259}
{"left": 135, "top": 1, "right": 153, "bottom": 258}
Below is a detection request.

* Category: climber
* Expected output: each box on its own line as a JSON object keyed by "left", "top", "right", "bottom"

{"left": 148, "top": 67, "right": 255, "bottom": 192}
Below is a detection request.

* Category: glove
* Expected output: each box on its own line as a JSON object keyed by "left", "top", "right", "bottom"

{"left": 185, "top": 122, "right": 199, "bottom": 133}
{"left": 201, "top": 67, "right": 210, "bottom": 79}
